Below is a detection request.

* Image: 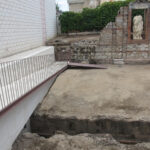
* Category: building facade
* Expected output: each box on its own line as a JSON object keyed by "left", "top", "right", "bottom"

{"left": 68, "top": 0, "right": 125, "bottom": 12}
{"left": 67, "top": 0, "right": 99, "bottom": 12}
{"left": 0, "top": 0, "right": 57, "bottom": 58}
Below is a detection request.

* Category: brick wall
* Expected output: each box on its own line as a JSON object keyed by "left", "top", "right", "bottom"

{"left": 0, "top": 0, "right": 56, "bottom": 58}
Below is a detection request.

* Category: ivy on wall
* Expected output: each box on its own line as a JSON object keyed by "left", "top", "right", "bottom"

{"left": 59, "top": 0, "right": 134, "bottom": 33}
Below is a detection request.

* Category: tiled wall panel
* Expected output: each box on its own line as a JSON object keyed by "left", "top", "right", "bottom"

{"left": 45, "top": 0, "right": 57, "bottom": 40}
{"left": 0, "top": 0, "right": 56, "bottom": 58}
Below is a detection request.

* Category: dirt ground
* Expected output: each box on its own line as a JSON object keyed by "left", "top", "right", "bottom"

{"left": 37, "top": 65, "right": 150, "bottom": 121}
{"left": 13, "top": 65, "right": 150, "bottom": 150}
{"left": 48, "top": 34, "right": 100, "bottom": 44}
{"left": 12, "top": 132, "right": 150, "bottom": 150}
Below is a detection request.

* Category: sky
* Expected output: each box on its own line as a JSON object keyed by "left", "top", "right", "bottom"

{"left": 56, "top": 0, "right": 69, "bottom": 12}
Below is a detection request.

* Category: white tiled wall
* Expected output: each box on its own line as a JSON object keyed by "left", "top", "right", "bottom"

{"left": 0, "top": 0, "right": 56, "bottom": 58}
{"left": 45, "top": 0, "right": 57, "bottom": 39}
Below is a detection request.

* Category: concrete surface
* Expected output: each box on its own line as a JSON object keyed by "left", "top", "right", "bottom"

{"left": 0, "top": 46, "right": 55, "bottom": 63}
{"left": 36, "top": 65, "right": 150, "bottom": 121}
{"left": 48, "top": 34, "right": 99, "bottom": 44}
{"left": 0, "top": 76, "right": 57, "bottom": 150}
{"left": 0, "top": 46, "right": 67, "bottom": 111}
{"left": 0, "top": 60, "right": 67, "bottom": 111}
{"left": 0, "top": 46, "right": 67, "bottom": 150}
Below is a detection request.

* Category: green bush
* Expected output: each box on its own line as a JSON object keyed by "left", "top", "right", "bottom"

{"left": 132, "top": 9, "right": 145, "bottom": 20}
{"left": 59, "top": 0, "right": 134, "bottom": 33}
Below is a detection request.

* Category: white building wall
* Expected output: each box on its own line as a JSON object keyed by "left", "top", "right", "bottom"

{"left": 0, "top": 76, "right": 57, "bottom": 150}
{"left": 0, "top": 0, "right": 56, "bottom": 59}
{"left": 45, "top": 0, "right": 57, "bottom": 39}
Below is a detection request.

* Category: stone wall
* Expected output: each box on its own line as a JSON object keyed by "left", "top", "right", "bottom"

{"left": 96, "top": 4, "right": 150, "bottom": 64}
{"left": 47, "top": 33, "right": 99, "bottom": 63}
{"left": 49, "top": 3, "right": 150, "bottom": 64}
{"left": 71, "top": 39, "right": 98, "bottom": 63}
{"left": 96, "top": 6, "right": 129, "bottom": 64}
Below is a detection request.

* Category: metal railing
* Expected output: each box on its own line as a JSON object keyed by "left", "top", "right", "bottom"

{"left": 0, "top": 55, "right": 55, "bottom": 111}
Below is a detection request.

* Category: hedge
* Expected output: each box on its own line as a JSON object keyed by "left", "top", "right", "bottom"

{"left": 59, "top": 0, "right": 134, "bottom": 33}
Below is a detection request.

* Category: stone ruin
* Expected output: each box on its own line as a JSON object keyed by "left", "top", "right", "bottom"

{"left": 48, "top": 0, "right": 150, "bottom": 64}
{"left": 97, "top": 0, "right": 150, "bottom": 64}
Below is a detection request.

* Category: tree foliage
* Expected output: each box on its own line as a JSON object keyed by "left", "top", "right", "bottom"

{"left": 59, "top": 0, "right": 134, "bottom": 33}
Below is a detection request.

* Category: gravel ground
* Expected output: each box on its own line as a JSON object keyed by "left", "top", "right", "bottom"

{"left": 12, "top": 132, "right": 150, "bottom": 150}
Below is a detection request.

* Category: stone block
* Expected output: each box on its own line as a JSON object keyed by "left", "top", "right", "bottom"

{"left": 112, "top": 52, "right": 122, "bottom": 59}
{"left": 104, "top": 52, "right": 112, "bottom": 59}
{"left": 116, "top": 46, "right": 123, "bottom": 51}
{"left": 140, "top": 52, "right": 148, "bottom": 59}
{"left": 124, "top": 7, "right": 129, "bottom": 15}
{"left": 95, "top": 58, "right": 113, "bottom": 64}
{"left": 113, "top": 59, "right": 124, "bottom": 65}
{"left": 116, "top": 16, "right": 123, "bottom": 28}
{"left": 96, "top": 46, "right": 112, "bottom": 52}
{"left": 126, "top": 51, "right": 148, "bottom": 59}
{"left": 94, "top": 53, "right": 108, "bottom": 59}
{"left": 122, "top": 52, "right": 127, "bottom": 59}
{"left": 105, "top": 22, "right": 114, "bottom": 29}
{"left": 119, "top": 7, "right": 124, "bottom": 15}
{"left": 127, "top": 44, "right": 149, "bottom": 51}
{"left": 126, "top": 51, "right": 137, "bottom": 59}
{"left": 148, "top": 51, "right": 150, "bottom": 58}
{"left": 116, "top": 30, "right": 123, "bottom": 45}
{"left": 99, "top": 29, "right": 112, "bottom": 45}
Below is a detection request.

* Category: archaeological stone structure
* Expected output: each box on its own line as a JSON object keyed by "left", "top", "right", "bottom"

{"left": 48, "top": 0, "right": 150, "bottom": 64}
{"left": 97, "top": 1, "right": 150, "bottom": 64}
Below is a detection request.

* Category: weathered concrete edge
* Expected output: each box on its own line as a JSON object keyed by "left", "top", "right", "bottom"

{"left": 0, "top": 64, "right": 68, "bottom": 150}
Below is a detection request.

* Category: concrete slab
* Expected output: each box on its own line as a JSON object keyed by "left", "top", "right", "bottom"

{"left": 0, "top": 61, "right": 67, "bottom": 111}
